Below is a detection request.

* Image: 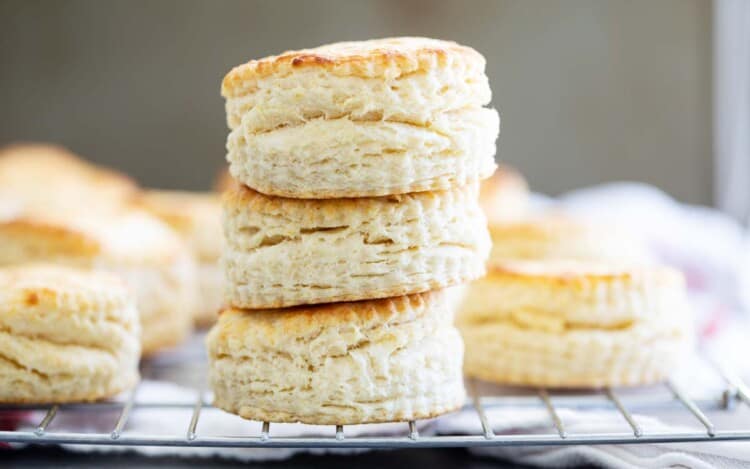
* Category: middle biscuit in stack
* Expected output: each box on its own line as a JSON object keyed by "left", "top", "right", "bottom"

{"left": 210, "top": 37, "right": 498, "bottom": 424}
{"left": 224, "top": 183, "right": 489, "bottom": 308}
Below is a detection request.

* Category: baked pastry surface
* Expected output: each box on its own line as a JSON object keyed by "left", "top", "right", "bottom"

{"left": 223, "top": 183, "right": 491, "bottom": 308}
{"left": 457, "top": 260, "right": 693, "bottom": 387}
{"left": 222, "top": 37, "right": 497, "bottom": 198}
{"left": 207, "top": 290, "right": 465, "bottom": 424}
{"left": 139, "top": 190, "right": 224, "bottom": 326}
{"left": 0, "top": 264, "right": 140, "bottom": 403}
{"left": 0, "top": 211, "right": 196, "bottom": 355}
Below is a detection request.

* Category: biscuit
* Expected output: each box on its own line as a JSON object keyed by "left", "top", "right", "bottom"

{"left": 479, "top": 165, "right": 529, "bottom": 224}
{"left": 0, "top": 210, "right": 197, "bottom": 355}
{"left": 222, "top": 37, "right": 490, "bottom": 132}
{"left": 138, "top": 190, "right": 223, "bottom": 262}
{"left": 457, "top": 261, "right": 693, "bottom": 388}
{"left": 222, "top": 37, "right": 496, "bottom": 198}
{"left": 227, "top": 108, "right": 498, "bottom": 198}
{"left": 223, "top": 183, "right": 491, "bottom": 308}
{"left": 139, "top": 190, "right": 224, "bottom": 326}
{"left": 207, "top": 290, "right": 465, "bottom": 424}
{"left": 0, "top": 143, "right": 137, "bottom": 215}
{"left": 0, "top": 264, "right": 140, "bottom": 403}
{"left": 213, "top": 167, "right": 238, "bottom": 193}
{"left": 194, "top": 263, "right": 223, "bottom": 327}
{"left": 488, "top": 214, "right": 649, "bottom": 263}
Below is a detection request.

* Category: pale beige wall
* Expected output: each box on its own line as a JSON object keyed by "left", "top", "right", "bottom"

{"left": 0, "top": 0, "right": 712, "bottom": 203}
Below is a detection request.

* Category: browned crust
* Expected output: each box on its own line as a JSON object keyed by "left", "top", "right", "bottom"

{"left": 224, "top": 182, "right": 475, "bottom": 220}
{"left": 0, "top": 264, "right": 129, "bottom": 311}
{"left": 222, "top": 37, "right": 485, "bottom": 97}
{"left": 229, "top": 173, "right": 491, "bottom": 200}
{"left": 485, "top": 260, "right": 684, "bottom": 289}
{"left": 137, "top": 189, "right": 221, "bottom": 233}
{"left": 0, "top": 142, "right": 138, "bottom": 198}
{"left": 219, "top": 290, "right": 445, "bottom": 338}
{"left": 0, "top": 217, "right": 101, "bottom": 258}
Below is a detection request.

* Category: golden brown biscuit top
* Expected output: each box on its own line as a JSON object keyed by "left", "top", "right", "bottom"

{"left": 0, "top": 263, "right": 131, "bottom": 314}
{"left": 487, "top": 259, "right": 684, "bottom": 288}
{"left": 0, "top": 209, "right": 187, "bottom": 265}
{"left": 488, "top": 214, "right": 588, "bottom": 241}
{"left": 216, "top": 290, "right": 443, "bottom": 341}
{"left": 138, "top": 189, "right": 223, "bottom": 261}
{"left": 222, "top": 37, "right": 485, "bottom": 97}
{"left": 0, "top": 143, "right": 137, "bottom": 215}
{"left": 225, "top": 182, "right": 478, "bottom": 219}
{"left": 138, "top": 190, "right": 221, "bottom": 233}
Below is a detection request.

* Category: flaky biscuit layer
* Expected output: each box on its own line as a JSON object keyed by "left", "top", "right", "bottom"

{"left": 460, "top": 318, "right": 691, "bottom": 388}
{"left": 222, "top": 37, "right": 489, "bottom": 131}
{"left": 207, "top": 291, "right": 465, "bottom": 424}
{"left": 227, "top": 108, "right": 498, "bottom": 198}
{"left": 457, "top": 261, "right": 693, "bottom": 388}
{"left": 223, "top": 184, "right": 490, "bottom": 308}
{"left": 222, "top": 37, "right": 494, "bottom": 197}
{"left": 0, "top": 264, "right": 140, "bottom": 403}
{"left": 0, "top": 211, "right": 197, "bottom": 355}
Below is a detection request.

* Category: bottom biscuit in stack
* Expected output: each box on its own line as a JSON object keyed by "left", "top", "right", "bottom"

{"left": 207, "top": 290, "right": 465, "bottom": 424}
{"left": 457, "top": 261, "right": 693, "bottom": 388}
{"left": 0, "top": 264, "right": 140, "bottom": 403}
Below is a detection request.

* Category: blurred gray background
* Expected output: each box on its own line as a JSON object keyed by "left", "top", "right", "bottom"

{"left": 0, "top": 0, "right": 711, "bottom": 203}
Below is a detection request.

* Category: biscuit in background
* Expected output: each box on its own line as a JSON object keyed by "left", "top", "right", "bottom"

{"left": 479, "top": 164, "right": 529, "bottom": 224}
{"left": 223, "top": 37, "right": 498, "bottom": 198}
{"left": 0, "top": 264, "right": 140, "bottom": 403}
{"left": 207, "top": 290, "right": 465, "bottom": 424}
{"left": 487, "top": 213, "right": 651, "bottom": 264}
{"left": 457, "top": 260, "right": 693, "bottom": 388}
{"left": 0, "top": 210, "right": 197, "bottom": 355}
{"left": 213, "top": 167, "right": 238, "bottom": 193}
{"left": 138, "top": 190, "right": 223, "bottom": 327}
{"left": 0, "top": 143, "right": 137, "bottom": 215}
{"left": 223, "top": 183, "right": 491, "bottom": 308}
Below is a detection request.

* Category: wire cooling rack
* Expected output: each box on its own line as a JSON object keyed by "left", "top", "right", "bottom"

{"left": 1, "top": 337, "right": 750, "bottom": 449}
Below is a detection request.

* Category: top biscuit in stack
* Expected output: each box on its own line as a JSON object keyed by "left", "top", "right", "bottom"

{"left": 222, "top": 37, "right": 499, "bottom": 198}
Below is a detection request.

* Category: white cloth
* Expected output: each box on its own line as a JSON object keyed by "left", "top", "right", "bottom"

{"left": 714, "top": 0, "right": 750, "bottom": 223}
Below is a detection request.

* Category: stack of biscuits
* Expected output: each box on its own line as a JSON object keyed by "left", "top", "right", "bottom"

{"left": 208, "top": 37, "right": 499, "bottom": 424}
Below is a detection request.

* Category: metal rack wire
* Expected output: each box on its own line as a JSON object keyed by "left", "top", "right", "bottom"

{"left": 1, "top": 350, "right": 749, "bottom": 449}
